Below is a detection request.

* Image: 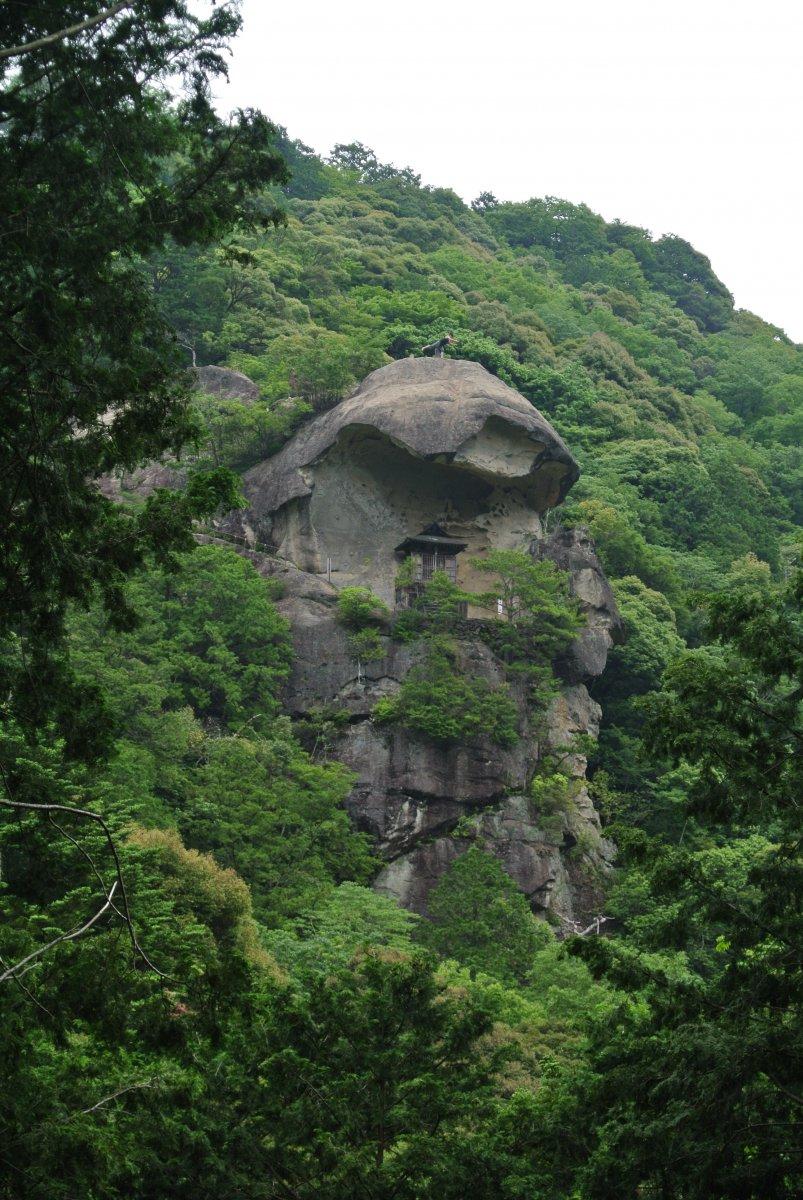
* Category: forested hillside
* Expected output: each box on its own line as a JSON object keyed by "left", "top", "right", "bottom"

{"left": 2, "top": 10, "right": 800, "bottom": 1192}
{"left": 158, "top": 133, "right": 800, "bottom": 828}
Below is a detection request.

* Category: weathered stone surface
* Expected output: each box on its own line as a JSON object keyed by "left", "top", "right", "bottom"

{"left": 538, "top": 524, "right": 622, "bottom": 683}
{"left": 97, "top": 461, "right": 187, "bottom": 501}
{"left": 200, "top": 527, "right": 616, "bottom": 926}
{"left": 375, "top": 792, "right": 614, "bottom": 925}
{"left": 199, "top": 362, "right": 620, "bottom": 927}
{"left": 239, "top": 356, "right": 578, "bottom": 515}
{"left": 195, "top": 364, "right": 259, "bottom": 403}
{"left": 98, "top": 367, "right": 258, "bottom": 501}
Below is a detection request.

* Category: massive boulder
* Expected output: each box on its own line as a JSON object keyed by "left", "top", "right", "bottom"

{"left": 195, "top": 364, "right": 259, "bottom": 403}
{"left": 208, "top": 357, "right": 620, "bottom": 930}
{"left": 222, "top": 357, "right": 579, "bottom": 606}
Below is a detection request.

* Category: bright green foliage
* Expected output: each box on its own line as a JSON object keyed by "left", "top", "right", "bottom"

{"left": 62, "top": 545, "right": 373, "bottom": 924}
{"left": 472, "top": 550, "right": 585, "bottom": 667}
{"left": 569, "top": 499, "right": 681, "bottom": 596}
{"left": 644, "top": 570, "right": 801, "bottom": 824}
{"left": 420, "top": 847, "right": 552, "bottom": 985}
{"left": 193, "top": 390, "right": 311, "bottom": 470}
{"left": 265, "top": 882, "right": 419, "bottom": 973}
{"left": 75, "top": 545, "right": 293, "bottom": 735}
{"left": 336, "top": 586, "right": 389, "bottom": 628}
{"left": 391, "top": 570, "right": 475, "bottom": 641}
{"left": 572, "top": 570, "right": 803, "bottom": 1198}
{"left": 604, "top": 577, "right": 684, "bottom": 701}
{"left": 373, "top": 637, "right": 519, "bottom": 747}
{"left": 337, "top": 585, "right": 389, "bottom": 662}
{"left": 235, "top": 326, "right": 386, "bottom": 411}
{"left": 172, "top": 729, "right": 375, "bottom": 926}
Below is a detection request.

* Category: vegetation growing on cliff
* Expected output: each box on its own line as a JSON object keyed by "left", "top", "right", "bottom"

{"left": 373, "top": 635, "right": 520, "bottom": 747}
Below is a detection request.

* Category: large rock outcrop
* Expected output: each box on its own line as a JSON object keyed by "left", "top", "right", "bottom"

{"left": 222, "top": 357, "right": 579, "bottom": 608}
{"left": 209, "top": 357, "right": 621, "bottom": 929}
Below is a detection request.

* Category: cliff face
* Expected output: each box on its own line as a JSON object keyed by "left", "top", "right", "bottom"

{"left": 212, "top": 357, "right": 621, "bottom": 929}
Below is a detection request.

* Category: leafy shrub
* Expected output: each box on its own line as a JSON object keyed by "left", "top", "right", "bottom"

{"left": 419, "top": 846, "right": 552, "bottom": 986}
{"left": 336, "top": 586, "right": 389, "bottom": 661}
{"left": 470, "top": 550, "right": 585, "bottom": 670}
{"left": 193, "top": 391, "right": 311, "bottom": 469}
{"left": 373, "top": 637, "right": 518, "bottom": 747}
{"left": 392, "top": 570, "right": 473, "bottom": 642}
{"left": 348, "top": 627, "right": 385, "bottom": 662}
{"left": 336, "top": 586, "right": 389, "bottom": 629}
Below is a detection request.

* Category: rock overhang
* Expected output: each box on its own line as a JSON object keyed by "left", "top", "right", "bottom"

{"left": 238, "top": 357, "right": 580, "bottom": 520}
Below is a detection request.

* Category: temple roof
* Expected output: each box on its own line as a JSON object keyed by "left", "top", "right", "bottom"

{"left": 394, "top": 523, "right": 468, "bottom": 554}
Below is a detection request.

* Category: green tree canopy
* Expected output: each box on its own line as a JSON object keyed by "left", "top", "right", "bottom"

{"left": 574, "top": 569, "right": 803, "bottom": 1199}
{"left": 0, "top": 0, "right": 288, "bottom": 749}
{"left": 420, "top": 846, "right": 552, "bottom": 986}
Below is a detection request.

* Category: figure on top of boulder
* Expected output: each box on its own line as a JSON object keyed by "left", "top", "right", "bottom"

{"left": 421, "top": 332, "right": 456, "bottom": 358}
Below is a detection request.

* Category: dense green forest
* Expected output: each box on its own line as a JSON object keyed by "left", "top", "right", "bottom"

{"left": 1, "top": 5, "right": 800, "bottom": 1198}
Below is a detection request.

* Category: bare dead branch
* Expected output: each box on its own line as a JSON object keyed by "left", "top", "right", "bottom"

{"left": 0, "top": 3, "right": 131, "bottom": 63}
{"left": 47, "top": 813, "right": 128, "bottom": 925}
{"left": 0, "top": 951, "right": 54, "bottom": 1017}
{"left": 559, "top": 913, "right": 611, "bottom": 938}
{"left": 0, "top": 880, "right": 119, "bottom": 982}
{"left": 78, "top": 1080, "right": 157, "bottom": 1117}
{"left": 0, "top": 793, "right": 165, "bottom": 977}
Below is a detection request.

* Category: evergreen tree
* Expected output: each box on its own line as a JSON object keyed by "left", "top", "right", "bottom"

{"left": 574, "top": 568, "right": 803, "bottom": 1199}
{"left": 0, "top": 1, "right": 288, "bottom": 749}
{"left": 421, "top": 846, "right": 551, "bottom": 986}
{"left": 251, "top": 949, "right": 503, "bottom": 1199}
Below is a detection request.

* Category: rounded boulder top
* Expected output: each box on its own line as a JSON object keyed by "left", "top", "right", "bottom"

{"left": 242, "top": 357, "right": 580, "bottom": 517}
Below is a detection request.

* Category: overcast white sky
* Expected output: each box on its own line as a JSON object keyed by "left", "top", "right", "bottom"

{"left": 218, "top": 0, "right": 803, "bottom": 341}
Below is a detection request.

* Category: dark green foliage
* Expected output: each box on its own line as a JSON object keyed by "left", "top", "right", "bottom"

{"left": 175, "top": 730, "right": 374, "bottom": 927}
{"left": 572, "top": 569, "right": 803, "bottom": 1199}
{"left": 644, "top": 568, "right": 801, "bottom": 824}
{"left": 420, "top": 847, "right": 552, "bottom": 985}
{"left": 112, "top": 544, "right": 293, "bottom": 732}
{"left": 251, "top": 949, "right": 503, "bottom": 1199}
{"left": 0, "top": 1, "right": 289, "bottom": 752}
{"left": 0, "top": 815, "right": 278, "bottom": 1200}
{"left": 373, "top": 636, "right": 519, "bottom": 748}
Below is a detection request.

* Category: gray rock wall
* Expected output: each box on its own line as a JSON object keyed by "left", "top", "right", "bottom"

{"left": 198, "top": 522, "right": 620, "bottom": 931}
{"left": 200, "top": 358, "right": 621, "bottom": 929}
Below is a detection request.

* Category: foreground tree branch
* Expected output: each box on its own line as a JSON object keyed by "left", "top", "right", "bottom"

{"left": 0, "top": 795, "right": 165, "bottom": 978}
{"left": 0, "top": 2, "right": 131, "bottom": 62}
{"left": 0, "top": 880, "right": 120, "bottom": 983}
